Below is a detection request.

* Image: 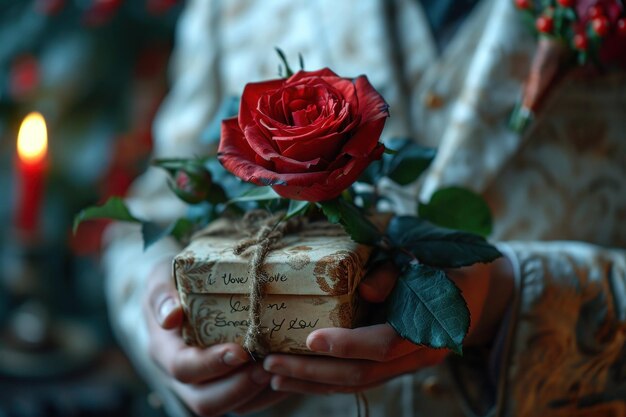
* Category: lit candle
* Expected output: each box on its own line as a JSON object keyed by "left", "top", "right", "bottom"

{"left": 15, "top": 112, "right": 48, "bottom": 239}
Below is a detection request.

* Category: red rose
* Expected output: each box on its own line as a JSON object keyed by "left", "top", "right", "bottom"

{"left": 218, "top": 68, "right": 388, "bottom": 202}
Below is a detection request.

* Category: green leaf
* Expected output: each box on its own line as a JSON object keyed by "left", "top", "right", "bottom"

{"left": 319, "top": 199, "right": 382, "bottom": 245}
{"left": 286, "top": 200, "right": 310, "bottom": 219}
{"left": 142, "top": 218, "right": 196, "bottom": 249}
{"left": 386, "top": 143, "right": 436, "bottom": 185}
{"left": 141, "top": 221, "right": 167, "bottom": 250}
{"left": 387, "top": 263, "right": 469, "bottom": 354}
{"left": 383, "top": 145, "right": 398, "bottom": 155}
{"left": 275, "top": 47, "right": 294, "bottom": 77}
{"left": 358, "top": 160, "right": 383, "bottom": 185}
{"left": 73, "top": 197, "right": 140, "bottom": 234}
{"left": 418, "top": 186, "right": 493, "bottom": 237}
{"left": 298, "top": 52, "right": 305, "bottom": 70}
{"left": 387, "top": 216, "right": 501, "bottom": 268}
{"left": 318, "top": 201, "right": 341, "bottom": 223}
{"left": 169, "top": 218, "right": 195, "bottom": 241}
{"left": 153, "top": 157, "right": 209, "bottom": 176}
{"left": 206, "top": 183, "right": 229, "bottom": 205}
{"left": 227, "top": 186, "right": 281, "bottom": 204}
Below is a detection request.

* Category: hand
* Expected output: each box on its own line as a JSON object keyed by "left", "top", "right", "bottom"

{"left": 262, "top": 262, "right": 447, "bottom": 394}
{"left": 263, "top": 257, "right": 514, "bottom": 394}
{"left": 143, "top": 260, "right": 289, "bottom": 416}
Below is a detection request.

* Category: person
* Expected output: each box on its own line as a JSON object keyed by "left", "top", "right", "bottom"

{"left": 102, "top": 0, "right": 626, "bottom": 416}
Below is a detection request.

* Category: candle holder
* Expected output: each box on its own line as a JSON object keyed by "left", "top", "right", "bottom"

{"left": 0, "top": 240, "right": 99, "bottom": 379}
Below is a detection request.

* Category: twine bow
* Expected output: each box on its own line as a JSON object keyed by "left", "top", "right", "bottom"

{"left": 232, "top": 210, "right": 306, "bottom": 357}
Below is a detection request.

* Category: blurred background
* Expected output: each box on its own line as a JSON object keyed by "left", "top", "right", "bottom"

{"left": 0, "top": 1, "right": 182, "bottom": 415}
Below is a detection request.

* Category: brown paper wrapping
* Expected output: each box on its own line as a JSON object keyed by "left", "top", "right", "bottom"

{"left": 173, "top": 219, "right": 372, "bottom": 354}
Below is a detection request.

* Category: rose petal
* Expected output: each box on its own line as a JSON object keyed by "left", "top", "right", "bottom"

{"left": 243, "top": 123, "right": 280, "bottom": 161}
{"left": 271, "top": 108, "right": 351, "bottom": 152}
{"left": 244, "top": 124, "right": 326, "bottom": 173}
{"left": 272, "top": 155, "right": 326, "bottom": 173}
{"left": 280, "top": 130, "right": 347, "bottom": 161}
{"left": 218, "top": 117, "right": 256, "bottom": 160}
{"left": 340, "top": 117, "right": 386, "bottom": 157}
{"left": 324, "top": 77, "right": 358, "bottom": 116}
{"left": 286, "top": 68, "right": 339, "bottom": 84}
{"left": 218, "top": 118, "right": 329, "bottom": 187}
{"left": 239, "top": 78, "right": 284, "bottom": 130}
{"left": 271, "top": 143, "right": 384, "bottom": 202}
{"left": 354, "top": 75, "right": 389, "bottom": 123}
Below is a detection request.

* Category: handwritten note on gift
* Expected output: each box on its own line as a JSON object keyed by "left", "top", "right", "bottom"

{"left": 174, "top": 224, "right": 372, "bottom": 353}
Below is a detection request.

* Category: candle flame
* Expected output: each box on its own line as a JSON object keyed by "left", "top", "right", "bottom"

{"left": 17, "top": 112, "right": 48, "bottom": 164}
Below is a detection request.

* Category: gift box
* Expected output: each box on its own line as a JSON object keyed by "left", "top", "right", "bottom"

{"left": 173, "top": 218, "right": 373, "bottom": 354}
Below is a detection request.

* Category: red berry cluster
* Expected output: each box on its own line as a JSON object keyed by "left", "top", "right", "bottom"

{"left": 515, "top": 0, "right": 626, "bottom": 64}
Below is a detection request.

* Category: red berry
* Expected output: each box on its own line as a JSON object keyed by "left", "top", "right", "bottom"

{"left": 515, "top": 0, "right": 532, "bottom": 9}
{"left": 617, "top": 18, "right": 626, "bottom": 36}
{"left": 557, "top": 0, "right": 573, "bottom": 7}
{"left": 573, "top": 33, "right": 588, "bottom": 50}
{"left": 588, "top": 5, "right": 604, "bottom": 19}
{"left": 592, "top": 16, "right": 610, "bottom": 37}
{"left": 536, "top": 15, "right": 554, "bottom": 33}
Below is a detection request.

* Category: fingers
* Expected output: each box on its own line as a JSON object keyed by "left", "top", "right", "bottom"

{"left": 269, "top": 375, "right": 380, "bottom": 395}
{"left": 143, "top": 276, "right": 251, "bottom": 384}
{"left": 150, "top": 287, "right": 184, "bottom": 329}
{"left": 358, "top": 261, "right": 399, "bottom": 303}
{"left": 167, "top": 343, "right": 252, "bottom": 384}
{"left": 170, "top": 363, "right": 272, "bottom": 417}
{"left": 145, "top": 260, "right": 184, "bottom": 329}
{"left": 264, "top": 349, "right": 446, "bottom": 393}
{"left": 306, "top": 324, "right": 418, "bottom": 361}
{"left": 232, "top": 388, "right": 290, "bottom": 415}
{"left": 144, "top": 298, "right": 250, "bottom": 384}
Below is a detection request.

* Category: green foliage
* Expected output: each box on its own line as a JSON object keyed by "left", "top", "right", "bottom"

{"left": 319, "top": 199, "right": 382, "bottom": 245}
{"left": 386, "top": 216, "right": 501, "bottom": 268}
{"left": 141, "top": 217, "right": 196, "bottom": 250}
{"left": 418, "top": 186, "right": 493, "bottom": 237}
{"left": 275, "top": 47, "right": 294, "bottom": 78}
{"left": 286, "top": 200, "right": 310, "bottom": 219}
{"left": 227, "top": 186, "right": 282, "bottom": 204}
{"left": 141, "top": 221, "right": 168, "bottom": 250}
{"left": 73, "top": 197, "right": 139, "bottom": 233}
{"left": 387, "top": 264, "right": 469, "bottom": 354}
{"left": 205, "top": 183, "right": 229, "bottom": 205}
{"left": 386, "top": 141, "right": 436, "bottom": 185}
{"left": 73, "top": 197, "right": 197, "bottom": 249}
{"left": 357, "top": 138, "right": 436, "bottom": 186}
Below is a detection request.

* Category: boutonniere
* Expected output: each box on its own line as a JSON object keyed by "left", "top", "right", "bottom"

{"left": 511, "top": 0, "right": 626, "bottom": 131}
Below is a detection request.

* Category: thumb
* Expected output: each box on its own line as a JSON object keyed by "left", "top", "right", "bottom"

{"left": 151, "top": 288, "right": 183, "bottom": 329}
{"left": 146, "top": 262, "right": 184, "bottom": 329}
{"left": 358, "top": 261, "right": 399, "bottom": 303}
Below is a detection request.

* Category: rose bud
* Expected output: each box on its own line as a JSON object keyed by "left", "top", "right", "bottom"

{"left": 218, "top": 68, "right": 388, "bottom": 202}
{"left": 170, "top": 165, "right": 213, "bottom": 204}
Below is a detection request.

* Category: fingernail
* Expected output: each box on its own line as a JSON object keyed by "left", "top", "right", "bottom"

{"left": 264, "top": 362, "right": 288, "bottom": 375}
{"left": 251, "top": 367, "right": 271, "bottom": 385}
{"left": 307, "top": 336, "right": 330, "bottom": 352}
{"left": 157, "top": 297, "right": 177, "bottom": 325}
{"left": 270, "top": 375, "right": 281, "bottom": 391}
{"left": 223, "top": 351, "right": 247, "bottom": 366}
